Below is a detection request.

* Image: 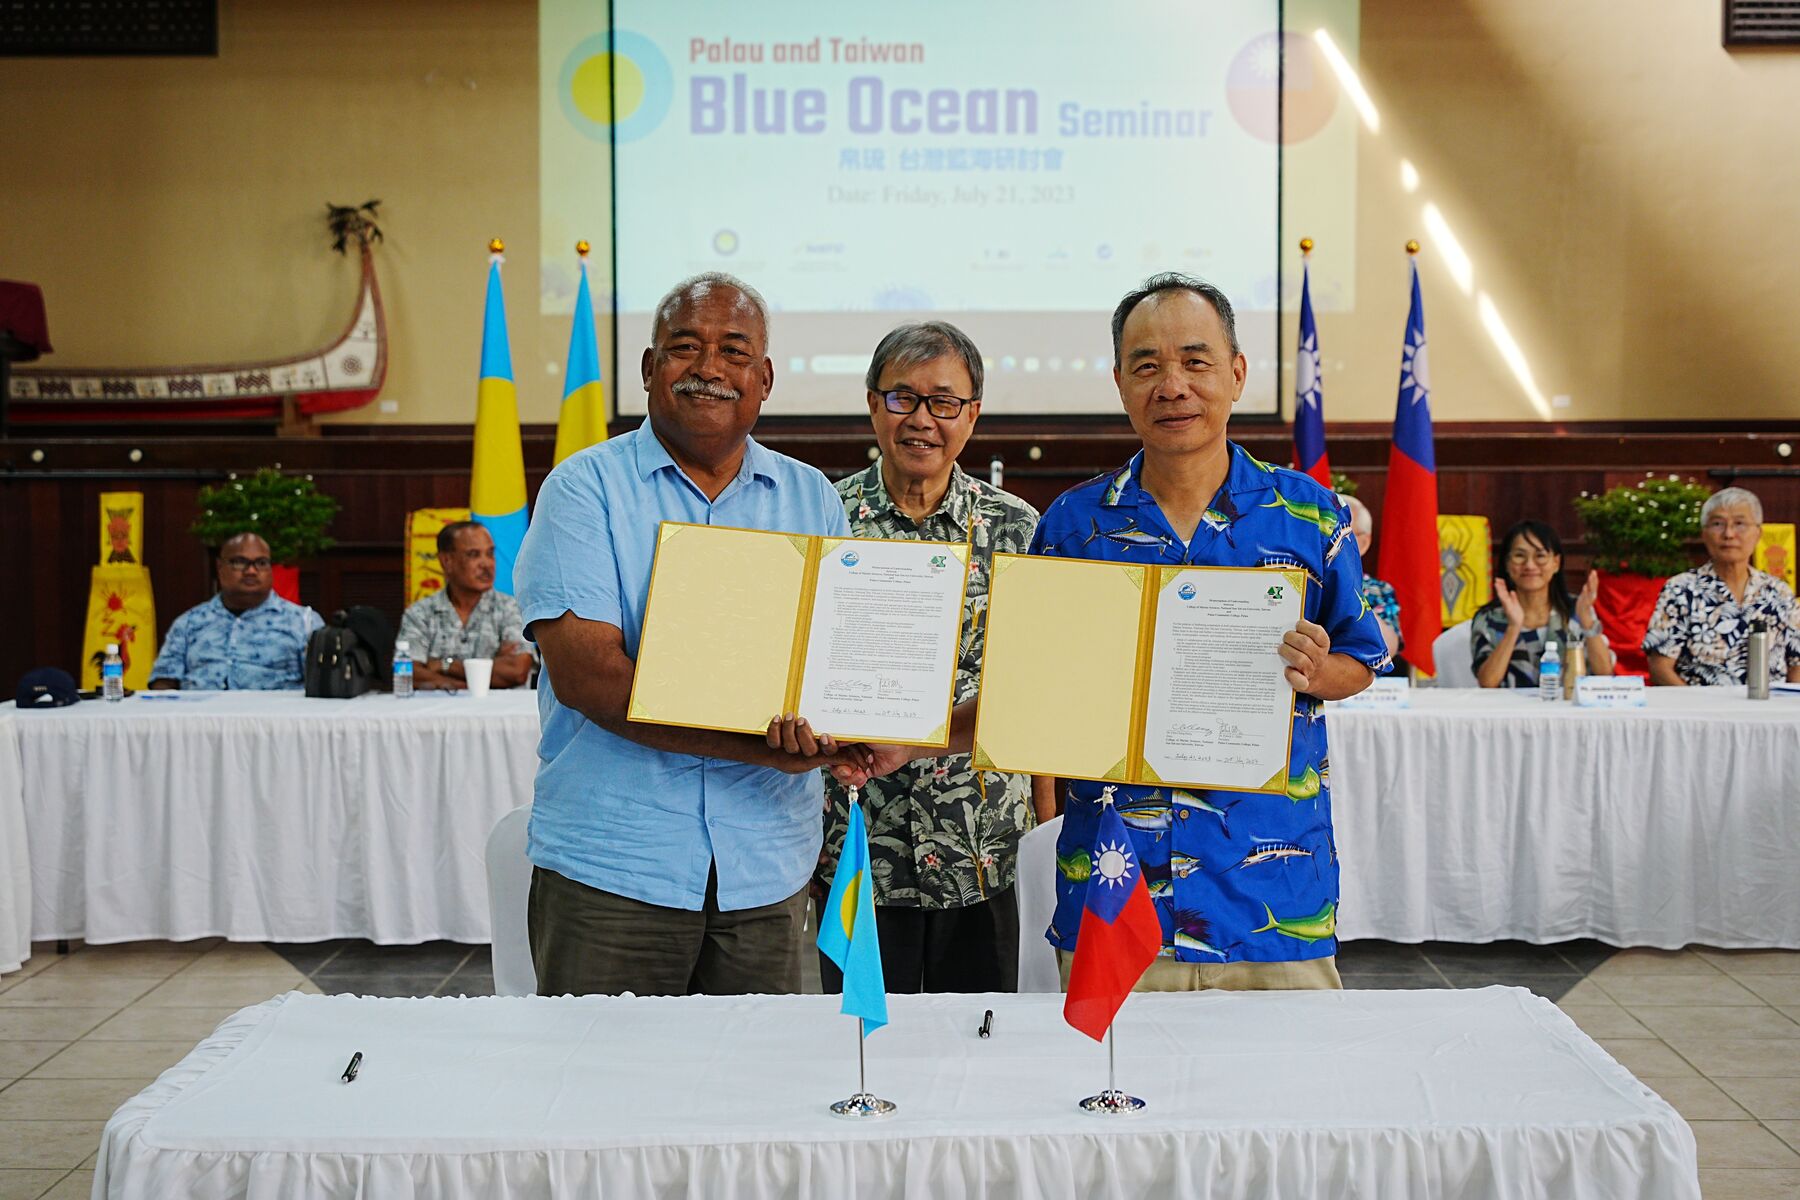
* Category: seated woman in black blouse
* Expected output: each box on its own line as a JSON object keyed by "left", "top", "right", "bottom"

{"left": 1472, "top": 520, "right": 1616, "bottom": 688}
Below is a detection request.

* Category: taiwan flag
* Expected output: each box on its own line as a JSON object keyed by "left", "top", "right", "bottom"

{"left": 1063, "top": 796, "right": 1163, "bottom": 1042}
{"left": 1293, "top": 257, "right": 1330, "bottom": 486}
{"left": 1376, "top": 258, "right": 1441, "bottom": 675}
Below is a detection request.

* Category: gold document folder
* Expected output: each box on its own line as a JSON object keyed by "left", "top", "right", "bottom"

{"left": 972, "top": 555, "right": 1305, "bottom": 793}
{"left": 628, "top": 522, "right": 969, "bottom": 748}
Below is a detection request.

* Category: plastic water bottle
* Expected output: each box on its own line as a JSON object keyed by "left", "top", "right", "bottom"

{"left": 393, "top": 639, "right": 414, "bottom": 699}
{"left": 102, "top": 643, "right": 125, "bottom": 702}
{"left": 1538, "top": 639, "right": 1562, "bottom": 703}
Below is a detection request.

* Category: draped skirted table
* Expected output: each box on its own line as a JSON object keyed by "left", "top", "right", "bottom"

{"left": 5, "top": 691, "right": 540, "bottom": 949}
{"left": 1331, "top": 687, "right": 1800, "bottom": 948}
{"left": 94, "top": 988, "right": 1698, "bottom": 1200}
{"left": 7, "top": 686, "right": 1799, "bottom": 967}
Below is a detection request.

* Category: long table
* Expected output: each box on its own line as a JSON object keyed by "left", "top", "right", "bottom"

{"left": 95, "top": 988, "right": 1698, "bottom": 1199}
{"left": 6, "top": 687, "right": 1798, "bottom": 971}
{"left": 3, "top": 690, "right": 539, "bottom": 950}
{"left": 1331, "top": 687, "right": 1800, "bottom": 948}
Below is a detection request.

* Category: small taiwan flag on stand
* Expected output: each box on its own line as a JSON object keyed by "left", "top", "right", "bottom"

{"left": 1064, "top": 787, "right": 1163, "bottom": 1114}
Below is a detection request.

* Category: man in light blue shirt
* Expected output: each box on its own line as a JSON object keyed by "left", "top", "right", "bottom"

{"left": 514, "top": 273, "right": 872, "bottom": 998}
{"left": 148, "top": 532, "right": 323, "bottom": 690}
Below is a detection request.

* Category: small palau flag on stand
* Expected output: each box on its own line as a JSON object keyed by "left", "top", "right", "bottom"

{"left": 817, "top": 798, "right": 888, "bottom": 1035}
{"left": 470, "top": 239, "right": 528, "bottom": 595}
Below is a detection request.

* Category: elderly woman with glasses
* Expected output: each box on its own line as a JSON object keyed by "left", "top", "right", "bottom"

{"left": 1643, "top": 487, "right": 1800, "bottom": 686}
{"left": 1472, "top": 520, "right": 1615, "bottom": 688}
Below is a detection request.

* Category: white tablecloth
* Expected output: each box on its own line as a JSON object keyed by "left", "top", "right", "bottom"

{"left": 1333, "top": 688, "right": 1800, "bottom": 948}
{"left": 94, "top": 988, "right": 1698, "bottom": 1200}
{"left": 0, "top": 711, "right": 31, "bottom": 972}
{"left": 7, "top": 691, "right": 539, "bottom": 947}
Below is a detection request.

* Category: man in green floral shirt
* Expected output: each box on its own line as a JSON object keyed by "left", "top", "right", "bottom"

{"left": 816, "top": 321, "right": 1041, "bottom": 993}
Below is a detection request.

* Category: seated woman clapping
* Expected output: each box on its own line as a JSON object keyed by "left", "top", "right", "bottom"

{"left": 1472, "top": 520, "right": 1616, "bottom": 688}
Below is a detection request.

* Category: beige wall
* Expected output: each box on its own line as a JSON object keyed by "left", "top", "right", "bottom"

{"left": 3, "top": 1, "right": 1796, "bottom": 426}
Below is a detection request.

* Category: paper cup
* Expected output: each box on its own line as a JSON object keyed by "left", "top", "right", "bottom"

{"left": 463, "top": 658, "right": 493, "bottom": 698}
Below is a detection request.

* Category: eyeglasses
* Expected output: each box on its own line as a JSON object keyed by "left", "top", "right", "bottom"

{"left": 882, "top": 389, "right": 974, "bottom": 420}
{"left": 226, "top": 556, "right": 272, "bottom": 571}
{"left": 1704, "top": 519, "right": 1758, "bottom": 535}
{"left": 1506, "top": 550, "right": 1557, "bottom": 565}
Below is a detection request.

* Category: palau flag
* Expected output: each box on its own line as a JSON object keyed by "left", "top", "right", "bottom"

{"left": 817, "top": 800, "right": 888, "bottom": 1034}
{"left": 470, "top": 250, "right": 528, "bottom": 595}
{"left": 1063, "top": 797, "right": 1162, "bottom": 1042}
{"left": 1292, "top": 251, "right": 1331, "bottom": 487}
{"left": 553, "top": 246, "right": 608, "bottom": 466}
{"left": 1376, "top": 256, "right": 1442, "bottom": 676}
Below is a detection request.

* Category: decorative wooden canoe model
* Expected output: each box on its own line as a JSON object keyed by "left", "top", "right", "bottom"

{"left": 5, "top": 240, "right": 386, "bottom": 426}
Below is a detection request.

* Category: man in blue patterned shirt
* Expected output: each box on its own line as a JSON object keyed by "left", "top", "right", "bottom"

{"left": 149, "top": 532, "right": 323, "bottom": 690}
{"left": 1031, "top": 274, "right": 1389, "bottom": 991}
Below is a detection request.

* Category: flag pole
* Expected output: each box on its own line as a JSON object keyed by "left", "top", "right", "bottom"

{"left": 828, "top": 788, "right": 895, "bottom": 1119}
{"left": 1079, "top": 1022, "right": 1145, "bottom": 1115}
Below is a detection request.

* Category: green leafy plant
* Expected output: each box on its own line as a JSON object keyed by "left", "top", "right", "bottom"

{"left": 1330, "top": 471, "right": 1358, "bottom": 497}
{"left": 190, "top": 467, "right": 338, "bottom": 564}
{"left": 1572, "top": 474, "right": 1709, "bottom": 578}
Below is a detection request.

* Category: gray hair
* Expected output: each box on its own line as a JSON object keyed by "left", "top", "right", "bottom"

{"left": 864, "top": 321, "right": 985, "bottom": 403}
{"left": 1702, "top": 486, "right": 1763, "bottom": 526}
{"left": 650, "top": 272, "right": 771, "bottom": 350}
{"left": 1111, "top": 271, "right": 1241, "bottom": 368}
{"left": 1342, "top": 495, "right": 1372, "bottom": 538}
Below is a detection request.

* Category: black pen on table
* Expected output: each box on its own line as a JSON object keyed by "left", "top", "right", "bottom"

{"left": 978, "top": 1009, "right": 993, "bottom": 1039}
{"left": 341, "top": 1051, "right": 362, "bottom": 1083}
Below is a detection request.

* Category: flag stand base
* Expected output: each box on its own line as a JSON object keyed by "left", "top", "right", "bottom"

{"left": 1078, "top": 1088, "right": 1146, "bottom": 1115}
{"left": 830, "top": 1092, "right": 897, "bottom": 1119}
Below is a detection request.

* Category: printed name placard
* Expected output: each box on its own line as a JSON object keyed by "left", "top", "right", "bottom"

{"left": 1331, "top": 676, "right": 1411, "bottom": 711}
{"left": 1575, "top": 676, "right": 1648, "bottom": 709}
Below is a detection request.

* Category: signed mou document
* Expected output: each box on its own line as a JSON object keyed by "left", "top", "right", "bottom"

{"left": 973, "top": 555, "right": 1303, "bottom": 792}
{"left": 629, "top": 522, "right": 969, "bottom": 748}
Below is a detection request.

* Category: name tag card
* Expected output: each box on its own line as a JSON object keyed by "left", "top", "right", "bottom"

{"left": 1575, "top": 676, "right": 1647, "bottom": 709}
{"left": 1331, "top": 677, "right": 1411, "bottom": 711}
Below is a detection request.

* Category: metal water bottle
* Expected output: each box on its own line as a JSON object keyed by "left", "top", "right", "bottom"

{"left": 1747, "top": 619, "right": 1770, "bottom": 701}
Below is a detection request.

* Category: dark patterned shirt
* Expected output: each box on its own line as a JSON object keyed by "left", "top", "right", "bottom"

{"left": 1469, "top": 605, "right": 1602, "bottom": 689}
{"left": 815, "top": 461, "right": 1040, "bottom": 909}
{"left": 1642, "top": 562, "right": 1800, "bottom": 686}
{"left": 1029, "top": 444, "right": 1389, "bottom": 965}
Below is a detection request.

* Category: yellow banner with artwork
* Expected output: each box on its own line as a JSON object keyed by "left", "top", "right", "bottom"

{"left": 1756, "top": 523, "right": 1796, "bottom": 589}
{"left": 1438, "top": 514, "right": 1493, "bottom": 626}
{"left": 80, "top": 565, "right": 158, "bottom": 691}
{"left": 406, "top": 507, "right": 472, "bottom": 606}
{"left": 99, "top": 491, "right": 144, "bottom": 564}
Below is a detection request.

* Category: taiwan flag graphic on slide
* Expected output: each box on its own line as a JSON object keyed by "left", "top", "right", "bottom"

{"left": 1063, "top": 793, "right": 1163, "bottom": 1042}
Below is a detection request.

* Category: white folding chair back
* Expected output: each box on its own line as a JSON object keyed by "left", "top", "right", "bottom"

{"left": 1015, "top": 815, "right": 1063, "bottom": 994}
{"left": 1432, "top": 620, "right": 1478, "bottom": 688}
{"left": 485, "top": 804, "right": 537, "bottom": 997}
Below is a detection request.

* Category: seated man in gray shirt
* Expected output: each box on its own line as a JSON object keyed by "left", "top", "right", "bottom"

{"left": 397, "top": 520, "right": 534, "bottom": 689}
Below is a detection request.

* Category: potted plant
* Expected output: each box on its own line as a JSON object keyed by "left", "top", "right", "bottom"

{"left": 191, "top": 466, "right": 339, "bottom": 602}
{"left": 1572, "top": 474, "right": 1708, "bottom": 677}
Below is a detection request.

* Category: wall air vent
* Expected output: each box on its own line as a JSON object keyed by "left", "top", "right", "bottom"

{"left": 0, "top": 0, "right": 218, "bottom": 58}
{"left": 1724, "top": 0, "right": 1800, "bottom": 45}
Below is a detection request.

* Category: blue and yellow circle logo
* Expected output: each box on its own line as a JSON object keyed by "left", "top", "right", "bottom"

{"left": 559, "top": 31, "right": 672, "bottom": 143}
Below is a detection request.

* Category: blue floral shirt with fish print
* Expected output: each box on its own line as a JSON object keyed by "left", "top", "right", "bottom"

{"left": 1029, "top": 444, "right": 1390, "bottom": 964}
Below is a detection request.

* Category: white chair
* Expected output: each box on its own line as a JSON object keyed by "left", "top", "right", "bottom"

{"left": 1432, "top": 620, "right": 1478, "bottom": 688}
{"left": 485, "top": 804, "right": 537, "bottom": 997}
{"left": 1015, "top": 816, "right": 1063, "bottom": 993}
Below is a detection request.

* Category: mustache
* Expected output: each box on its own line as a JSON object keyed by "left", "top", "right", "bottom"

{"left": 672, "top": 377, "right": 741, "bottom": 402}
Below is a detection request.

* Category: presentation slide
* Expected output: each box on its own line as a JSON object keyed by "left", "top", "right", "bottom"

{"left": 542, "top": 1, "right": 1356, "bottom": 418}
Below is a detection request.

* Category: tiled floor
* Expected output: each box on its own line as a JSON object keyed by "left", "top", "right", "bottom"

{"left": 1, "top": 938, "right": 1795, "bottom": 1199}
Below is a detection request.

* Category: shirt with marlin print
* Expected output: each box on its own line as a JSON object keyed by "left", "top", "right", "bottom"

{"left": 1028, "top": 443, "right": 1389, "bottom": 964}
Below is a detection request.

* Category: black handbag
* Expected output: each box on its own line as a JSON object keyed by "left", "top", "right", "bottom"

{"left": 303, "top": 606, "right": 396, "bottom": 698}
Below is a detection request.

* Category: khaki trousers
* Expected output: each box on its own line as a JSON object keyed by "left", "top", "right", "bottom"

{"left": 1059, "top": 950, "right": 1342, "bottom": 992}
